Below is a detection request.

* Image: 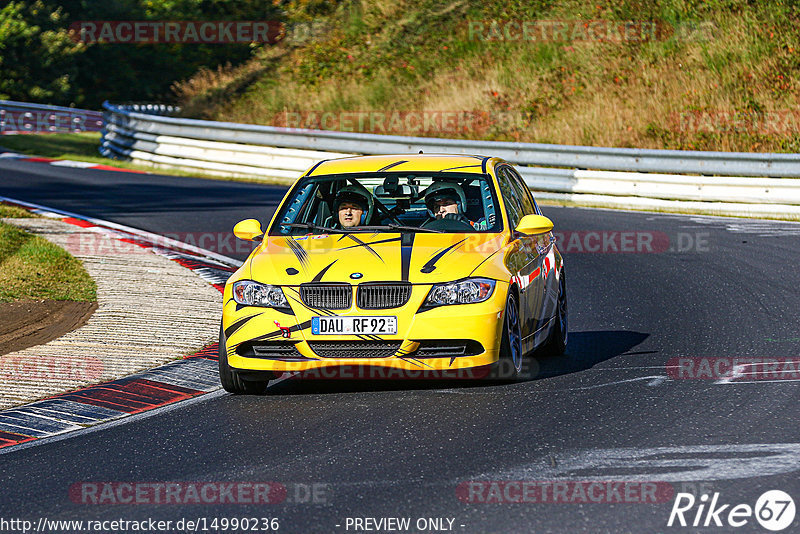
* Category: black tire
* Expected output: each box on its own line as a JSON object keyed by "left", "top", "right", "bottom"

{"left": 497, "top": 290, "right": 523, "bottom": 381}
{"left": 540, "top": 271, "right": 568, "bottom": 357}
{"left": 218, "top": 324, "right": 270, "bottom": 394}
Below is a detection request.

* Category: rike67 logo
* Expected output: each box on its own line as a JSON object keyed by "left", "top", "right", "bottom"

{"left": 668, "top": 490, "right": 795, "bottom": 531}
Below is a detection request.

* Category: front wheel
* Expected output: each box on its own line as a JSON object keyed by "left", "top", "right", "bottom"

{"left": 218, "top": 324, "right": 270, "bottom": 394}
{"left": 497, "top": 290, "right": 523, "bottom": 380}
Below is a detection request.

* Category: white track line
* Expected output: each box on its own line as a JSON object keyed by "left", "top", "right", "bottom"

{"left": 0, "top": 195, "right": 242, "bottom": 268}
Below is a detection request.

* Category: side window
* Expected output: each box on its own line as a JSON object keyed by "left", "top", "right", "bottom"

{"left": 275, "top": 182, "right": 316, "bottom": 235}
{"left": 506, "top": 166, "right": 539, "bottom": 215}
{"left": 496, "top": 166, "right": 524, "bottom": 229}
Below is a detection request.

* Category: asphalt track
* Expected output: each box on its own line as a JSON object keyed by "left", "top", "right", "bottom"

{"left": 1, "top": 158, "right": 800, "bottom": 533}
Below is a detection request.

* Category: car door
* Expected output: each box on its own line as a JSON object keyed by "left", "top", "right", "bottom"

{"left": 508, "top": 167, "right": 558, "bottom": 332}
{"left": 496, "top": 164, "right": 542, "bottom": 352}
{"left": 506, "top": 166, "right": 558, "bottom": 337}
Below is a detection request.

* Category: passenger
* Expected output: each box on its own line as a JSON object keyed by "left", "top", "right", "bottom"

{"left": 423, "top": 182, "right": 486, "bottom": 230}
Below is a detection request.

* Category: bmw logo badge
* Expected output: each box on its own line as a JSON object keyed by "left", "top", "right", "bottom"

{"left": 350, "top": 272, "right": 363, "bottom": 279}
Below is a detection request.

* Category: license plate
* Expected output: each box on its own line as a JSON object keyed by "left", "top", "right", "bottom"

{"left": 311, "top": 316, "right": 397, "bottom": 335}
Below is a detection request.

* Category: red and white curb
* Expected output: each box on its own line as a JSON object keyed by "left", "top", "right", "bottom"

{"left": 0, "top": 196, "right": 242, "bottom": 450}
{"left": 0, "top": 149, "right": 146, "bottom": 173}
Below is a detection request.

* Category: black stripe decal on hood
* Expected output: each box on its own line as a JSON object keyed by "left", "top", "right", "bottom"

{"left": 340, "top": 234, "right": 384, "bottom": 262}
{"left": 469, "top": 248, "right": 503, "bottom": 277}
{"left": 338, "top": 236, "right": 402, "bottom": 250}
{"left": 420, "top": 238, "right": 466, "bottom": 274}
{"left": 400, "top": 233, "right": 415, "bottom": 281}
{"left": 286, "top": 237, "right": 310, "bottom": 271}
{"left": 312, "top": 260, "right": 338, "bottom": 282}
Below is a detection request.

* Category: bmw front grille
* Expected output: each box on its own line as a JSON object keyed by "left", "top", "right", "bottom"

{"left": 300, "top": 283, "right": 352, "bottom": 310}
{"left": 356, "top": 283, "right": 412, "bottom": 309}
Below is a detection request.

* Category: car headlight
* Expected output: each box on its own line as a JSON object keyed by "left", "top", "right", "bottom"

{"left": 232, "top": 280, "right": 288, "bottom": 308}
{"left": 424, "top": 278, "right": 496, "bottom": 306}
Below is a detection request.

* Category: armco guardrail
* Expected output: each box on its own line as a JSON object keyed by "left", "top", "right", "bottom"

{"left": 101, "top": 120, "right": 356, "bottom": 182}
{"left": 102, "top": 102, "right": 800, "bottom": 177}
{"left": 520, "top": 167, "right": 800, "bottom": 205}
{"left": 98, "top": 102, "right": 800, "bottom": 218}
{"left": 0, "top": 100, "right": 104, "bottom": 135}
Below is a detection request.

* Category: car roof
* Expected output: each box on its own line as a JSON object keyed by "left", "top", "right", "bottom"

{"left": 305, "top": 154, "right": 500, "bottom": 176}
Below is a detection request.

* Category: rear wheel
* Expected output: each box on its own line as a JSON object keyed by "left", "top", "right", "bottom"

{"left": 218, "top": 324, "right": 270, "bottom": 394}
{"left": 497, "top": 290, "right": 523, "bottom": 380}
{"left": 540, "top": 271, "right": 568, "bottom": 357}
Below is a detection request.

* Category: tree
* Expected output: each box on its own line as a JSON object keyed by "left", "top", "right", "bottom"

{"left": 0, "top": 0, "right": 285, "bottom": 107}
{"left": 0, "top": 1, "right": 83, "bottom": 104}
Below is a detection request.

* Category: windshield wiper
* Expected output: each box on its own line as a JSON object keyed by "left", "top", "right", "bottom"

{"left": 283, "top": 223, "right": 442, "bottom": 234}
{"left": 356, "top": 225, "right": 443, "bottom": 233}
{"left": 282, "top": 222, "right": 350, "bottom": 234}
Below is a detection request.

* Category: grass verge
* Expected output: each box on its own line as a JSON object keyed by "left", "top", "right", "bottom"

{"left": 0, "top": 221, "right": 97, "bottom": 302}
{"left": 0, "top": 133, "right": 280, "bottom": 183}
{"left": 175, "top": 0, "right": 800, "bottom": 153}
{"left": 0, "top": 202, "right": 35, "bottom": 218}
{"left": 0, "top": 132, "right": 102, "bottom": 159}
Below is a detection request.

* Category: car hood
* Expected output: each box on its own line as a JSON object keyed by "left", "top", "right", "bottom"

{"left": 248, "top": 232, "right": 507, "bottom": 285}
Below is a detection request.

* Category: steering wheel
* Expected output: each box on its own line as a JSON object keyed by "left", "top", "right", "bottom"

{"left": 421, "top": 216, "right": 475, "bottom": 232}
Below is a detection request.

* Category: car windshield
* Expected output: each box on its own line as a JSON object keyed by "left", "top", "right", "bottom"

{"left": 269, "top": 172, "right": 503, "bottom": 235}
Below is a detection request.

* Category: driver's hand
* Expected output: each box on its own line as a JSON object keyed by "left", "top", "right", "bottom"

{"left": 443, "top": 213, "right": 469, "bottom": 223}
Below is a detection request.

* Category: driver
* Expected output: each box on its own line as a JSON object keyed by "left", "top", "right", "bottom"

{"left": 333, "top": 186, "right": 373, "bottom": 229}
{"left": 423, "top": 182, "right": 486, "bottom": 230}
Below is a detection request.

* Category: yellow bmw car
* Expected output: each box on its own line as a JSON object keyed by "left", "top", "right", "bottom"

{"left": 219, "top": 154, "right": 567, "bottom": 393}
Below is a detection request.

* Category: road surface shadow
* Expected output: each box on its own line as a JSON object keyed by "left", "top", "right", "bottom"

{"left": 263, "top": 330, "right": 650, "bottom": 395}
{"left": 531, "top": 329, "right": 651, "bottom": 380}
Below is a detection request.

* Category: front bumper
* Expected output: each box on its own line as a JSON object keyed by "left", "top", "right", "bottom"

{"left": 222, "top": 282, "right": 508, "bottom": 372}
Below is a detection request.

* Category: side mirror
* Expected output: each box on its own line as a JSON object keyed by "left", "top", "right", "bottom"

{"left": 515, "top": 214, "right": 554, "bottom": 235}
{"left": 233, "top": 219, "right": 264, "bottom": 241}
